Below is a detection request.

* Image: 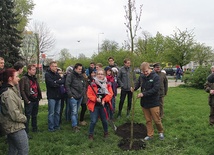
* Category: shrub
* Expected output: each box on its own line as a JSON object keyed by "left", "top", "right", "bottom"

{"left": 183, "top": 65, "right": 211, "bottom": 89}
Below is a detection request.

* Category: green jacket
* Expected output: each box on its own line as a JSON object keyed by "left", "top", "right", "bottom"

{"left": 0, "top": 85, "right": 26, "bottom": 134}
{"left": 156, "top": 72, "right": 168, "bottom": 97}
{"left": 204, "top": 82, "right": 214, "bottom": 107}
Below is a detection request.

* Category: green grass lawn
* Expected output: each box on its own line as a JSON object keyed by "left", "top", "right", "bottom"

{"left": 1, "top": 87, "right": 213, "bottom": 155}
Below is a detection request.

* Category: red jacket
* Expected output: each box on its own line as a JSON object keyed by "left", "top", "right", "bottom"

{"left": 87, "top": 83, "right": 113, "bottom": 112}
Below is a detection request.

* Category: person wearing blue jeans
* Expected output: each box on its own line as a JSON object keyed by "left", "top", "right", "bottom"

{"left": 48, "top": 99, "right": 61, "bottom": 131}
{"left": 89, "top": 105, "right": 108, "bottom": 135}
{"left": 0, "top": 69, "right": 29, "bottom": 154}
{"left": 45, "top": 61, "right": 64, "bottom": 132}
{"left": 70, "top": 97, "right": 83, "bottom": 127}
{"left": 65, "top": 63, "right": 86, "bottom": 132}
{"left": 7, "top": 129, "right": 29, "bottom": 155}
{"left": 87, "top": 69, "right": 113, "bottom": 140}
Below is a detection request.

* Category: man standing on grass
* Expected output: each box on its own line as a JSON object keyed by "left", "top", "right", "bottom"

{"left": 45, "top": 61, "right": 64, "bottom": 132}
{"left": 205, "top": 66, "right": 214, "bottom": 126}
{"left": 117, "top": 58, "right": 136, "bottom": 118}
{"left": 19, "top": 64, "right": 42, "bottom": 138}
{"left": 133, "top": 62, "right": 164, "bottom": 141}
{"left": 65, "top": 63, "right": 85, "bottom": 132}
{"left": 153, "top": 63, "right": 168, "bottom": 119}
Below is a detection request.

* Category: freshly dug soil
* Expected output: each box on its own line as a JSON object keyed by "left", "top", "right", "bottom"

{"left": 115, "top": 122, "right": 147, "bottom": 139}
{"left": 116, "top": 122, "right": 147, "bottom": 151}
{"left": 118, "top": 138, "right": 146, "bottom": 151}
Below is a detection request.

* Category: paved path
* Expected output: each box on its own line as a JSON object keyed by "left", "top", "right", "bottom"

{"left": 40, "top": 79, "right": 184, "bottom": 105}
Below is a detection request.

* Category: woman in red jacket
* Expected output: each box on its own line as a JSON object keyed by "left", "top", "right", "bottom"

{"left": 87, "top": 69, "right": 113, "bottom": 140}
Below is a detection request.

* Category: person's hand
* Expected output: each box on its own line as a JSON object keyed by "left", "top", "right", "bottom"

{"left": 101, "top": 101, "right": 105, "bottom": 106}
{"left": 210, "top": 90, "right": 214, "bottom": 95}
{"left": 130, "top": 87, "right": 134, "bottom": 92}
{"left": 137, "top": 93, "right": 143, "bottom": 98}
{"left": 97, "top": 98, "right": 101, "bottom": 102}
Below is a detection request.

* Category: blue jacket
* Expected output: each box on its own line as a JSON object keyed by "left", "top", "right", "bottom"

{"left": 135, "top": 71, "right": 160, "bottom": 108}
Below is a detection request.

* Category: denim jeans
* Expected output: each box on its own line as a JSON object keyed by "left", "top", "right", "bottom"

{"left": 48, "top": 99, "right": 61, "bottom": 131}
{"left": 89, "top": 105, "right": 108, "bottom": 135}
{"left": 65, "top": 98, "right": 71, "bottom": 121}
{"left": 7, "top": 129, "right": 29, "bottom": 155}
{"left": 24, "top": 101, "right": 39, "bottom": 133}
{"left": 69, "top": 97, "right": 83, "bottom": 127}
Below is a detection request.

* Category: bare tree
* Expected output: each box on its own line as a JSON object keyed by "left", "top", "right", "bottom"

{"left": 20, "top": 30, "right": 37, "bottom": 66}
{"left": 124, "top": 0, "right": 143, "bottom": 52}
{"left": 124, "top": 0, "right": 143, "bottom": 149}
{"left": 29, "top": 21, "right": 55, "bottom": 79}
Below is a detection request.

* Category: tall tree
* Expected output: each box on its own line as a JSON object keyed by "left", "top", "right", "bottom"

{"left": 0, "top": 0, "right": 23, "bottom": 67}
{"left": 20, "top": 30, "right": 37, "bottom": 66}
{"left": 28, "top": 21, "right": 55, "bottom": 79}
{"left": 14, "top": 0, "right": 35, "bottom": 31}
{"left": 100, "top": 39, "right": 119, "bottom": 52}
{"left": 165, "top": 28, "right": 195, "bottom": 69}
{"left": 193, "top": 43, "right": 214, "bottom": 66}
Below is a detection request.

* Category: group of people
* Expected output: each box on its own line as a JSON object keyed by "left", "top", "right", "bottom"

{"left": 0, "top": 56, "right": 169, "bottom": 154}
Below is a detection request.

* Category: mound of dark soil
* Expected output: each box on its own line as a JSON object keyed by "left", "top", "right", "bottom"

{"left": 115, "top": 122, "right": 147, "bottom": 139}
{"left": 118, "top": 138, "right": 146, "bottom": 151}
{"left": 116, "top": 122, "right": 147, "bottom": 151}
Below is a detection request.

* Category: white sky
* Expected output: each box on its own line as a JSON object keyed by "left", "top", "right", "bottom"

{"left": 30, "top": 0, "right": 214, "bottom": 58}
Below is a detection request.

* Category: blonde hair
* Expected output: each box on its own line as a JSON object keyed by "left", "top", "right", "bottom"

{"left": 141, "top": 62, "right": 150, "bottom": 71}
{"left": 96, "top": 68, "right": 106, "bottom": 76}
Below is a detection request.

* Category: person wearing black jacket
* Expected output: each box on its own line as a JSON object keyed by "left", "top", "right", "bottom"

{"left": 65, "top": 63, "right": 85, "bottom": 132}
{"left": 134, "top": 62, "right": 164, "bottom": 141}
{"left": 19, "top": 64, "right": 42, "bottom": 136}
{"left": 45, "top": 61, "right": 64, "bottom": 132}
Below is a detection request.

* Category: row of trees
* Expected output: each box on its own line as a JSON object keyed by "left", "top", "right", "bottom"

{"left": 57, "top": 28, "right": 213, "bottom": 71}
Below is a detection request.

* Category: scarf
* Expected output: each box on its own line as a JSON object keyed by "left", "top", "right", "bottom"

{"left": 94, "top": 77, "right": 109, "bottom": 94}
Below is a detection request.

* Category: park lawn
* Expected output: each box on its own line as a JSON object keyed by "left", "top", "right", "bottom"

{"left": 0, "top": 87, "right": 213, "bottom": 155}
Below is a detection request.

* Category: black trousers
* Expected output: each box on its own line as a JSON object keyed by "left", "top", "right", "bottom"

{"left": 118, "top": 90, "right": 133, "bottom": 112}
{"left": 24, "top": 101, "right": 39, "bottom": 133}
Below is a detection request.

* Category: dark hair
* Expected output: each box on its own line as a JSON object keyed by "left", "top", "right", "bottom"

{"left": 74, "top": 63, "right": 82, "bottom": 69}
{"left": 90, "top": 62, "right": 96, "bottom": 65}
{"left": 0, "top": 68, "right": 16, "bottom": 84}
{"left": 27, "top": 64, "right": 36, "bottom": 70}
{"left": 124, "top": 58, "right": 130, "bottom": 63}
{"left": 13, "top": 61, "right": 24, "bottom": 71}
{"left": 108, "top": 57, "right": 114, "bottom": 61}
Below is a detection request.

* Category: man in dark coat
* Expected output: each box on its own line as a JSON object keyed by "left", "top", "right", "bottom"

{"left": 153, "top": 63, "right": 168, "bottom": 118}
{"left": 19, "top": 64, "right": 42, "bottom": 135}
{"left": 134, "top": 62, "right": 164, "bottom": 141}
{"left": 45, "top": 61, "right": 64, "bottom": 132}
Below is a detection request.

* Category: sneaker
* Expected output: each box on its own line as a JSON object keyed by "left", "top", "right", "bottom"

{"left": 72, "top": 126, "right": 80, "bottom": 132}
{"left": 104, "top": 132, "right": 109, "bottom": 138}
{"left": 80, "top": 121, "right": 87, "bottom": 126}
{"left": 144, "top": 136, "right": 152, "bottom": 141}
{"left": 88, "top": 134, "right": 94, "bottom": 141}
{"left": 159, "top": 133, "right": 164, "bottom": 140}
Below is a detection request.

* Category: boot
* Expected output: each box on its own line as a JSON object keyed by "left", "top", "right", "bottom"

{"left": 126, "top": 110, "right": 130, "bottom": 118}
{"left": 117, "top": 111, "right": 121, "bottom": 119}
{"left": 88, "top": 134, "right": 94, "bottom": 141}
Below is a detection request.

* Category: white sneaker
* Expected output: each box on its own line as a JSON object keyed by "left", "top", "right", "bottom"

{"left": 159, "top": 133, "right": 164, "bottom": 140}
{"left": 144, "top": 136, "right": 152, "bottom": 141}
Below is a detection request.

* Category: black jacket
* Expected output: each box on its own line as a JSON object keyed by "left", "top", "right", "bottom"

{"left": 19, "top": 73, "right": 42, "bottom": 103}
{"left": 135, "top": 71, "right": 160, "bottom": 108}
{"left": 65, "top": 70, "right": 85, "bottom": 99}
{"left": 45, "top": 69, "right": 64, "bottom": 99}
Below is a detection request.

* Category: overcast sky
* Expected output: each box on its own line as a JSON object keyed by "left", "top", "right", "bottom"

{"left": 30, "top": 0, "right": 214, "bottom": 58}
